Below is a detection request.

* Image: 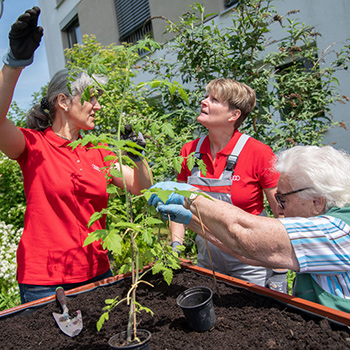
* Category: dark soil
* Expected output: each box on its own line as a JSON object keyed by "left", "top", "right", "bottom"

{"left": 1, "top": 269, "right": 350, "bottom": 349}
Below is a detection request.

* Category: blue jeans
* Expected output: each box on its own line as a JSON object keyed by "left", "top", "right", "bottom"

{"left": 19, "top": 269, "right": 113, "bottom": 304}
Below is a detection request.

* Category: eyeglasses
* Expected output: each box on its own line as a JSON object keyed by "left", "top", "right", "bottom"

{"left": 274, "top": 187, "right": 312, "bottom": 210}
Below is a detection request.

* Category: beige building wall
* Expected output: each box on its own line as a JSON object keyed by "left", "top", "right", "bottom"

{"left": 77, "top": 0, "right": 119, "bottom": 46}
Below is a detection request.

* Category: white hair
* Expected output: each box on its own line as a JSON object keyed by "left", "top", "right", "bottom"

{"left": 275, "top": 145, "right": 350, "bottom": 211}
{"left": 70, "top": 72, "right": 108, "bottom": 96}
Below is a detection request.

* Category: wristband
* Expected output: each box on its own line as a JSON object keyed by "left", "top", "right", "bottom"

{"left": 2, "top": 48, "right": 33, "bottom": 68}
{"left": 171, "top": 241, "right": 182, "bottom": 248}
{"left": 128, "top": 150, "right": 145, "bottom": 162}
{"left": 184, "top": 191, "right": 198, "bottom": 209}
{"left": 170, "top": 240, "right": 182, "bottom": 254}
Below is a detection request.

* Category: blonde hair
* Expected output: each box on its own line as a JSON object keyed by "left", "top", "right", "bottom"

{"left": 206, "top": 78, "right": 256, "bottom": 128}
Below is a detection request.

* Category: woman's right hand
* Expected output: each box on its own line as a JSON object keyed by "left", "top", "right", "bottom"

{"left": 3, "top": 7, "right": 43, "bottom": 68}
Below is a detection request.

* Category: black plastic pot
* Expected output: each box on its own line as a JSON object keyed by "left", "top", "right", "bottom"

{"left": 177, "top": 286, "right": 216, "bottom": 332}
{"left": 108, "top": 329, "right": 151, "bottom": 349}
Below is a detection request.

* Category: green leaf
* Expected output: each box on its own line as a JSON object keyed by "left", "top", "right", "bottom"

{"left": 104, "top": 155, "right": 117, "bottom": 162}
{"left": 136, "top": 82, "right": 147, "bottom": 90}
{"left": 97, "top": 312, "right": 109, "bottom": 331}
{"left": 168, "top": 84, "right": 176, "bottom": 95}
{"left": 91, "top": 54, "right": 100, "bottom": 63}
{"left": 152, "top": 261, "right": 164, "bottom": 274}
{"left": 186, "top": 153, "right": 196, "bottom": 171}
{"left": 161, "top": 123, "right": 175, "bottom": 138}
{"left": 110, "top": 167, "right": 123, "bottom": 178}
{"left": 143, "top": 191, "right": 152, "bottom": 201}
{"left": 134, "top": 300, "right": 154, "bottom": 316}
{"left": 162, "top": 268, "right": 174, "bottom": 286}
{"left": 198, "top": 159, "right": 207, "bottom": 176}
{"left": 146, "top": 217, "right": 163, "bottom": 225}
{"left": 119, "top": 263, "right": 132, "bottom": 274}
{"left": 150, "top": 123, "right": 158, "bottom": 137}
{"left": 81, "top": 86, "right": 91, "bottom": 105}
{"left": 157, "top": 190, "right": 173, "bottom": 204}
{"left": 107, "top": 186, "right": 119, "bottom": 194}
{"left": 97, "top": 64, "right": 108, "bottom": 75}
{"left": 173, "top": 156, "right": 184, "bottom": 174}
{"left": 102, "top": 229, "right": 123, "bottom": 254}
{"left": 142, "top": 229, "right": 153, "bottom": 245}
{"left": 87, "top": 64, "right": 96, "bottom": 76}
{"left": 87, "top": 212, "right": 104, "bottom": 228}
{"left": 83, "top": 229, "right": 108, "bottom": 246}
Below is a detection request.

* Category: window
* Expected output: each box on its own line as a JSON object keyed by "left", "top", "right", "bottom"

{"left": 64, "top": 17, "right": 82, "bottom": 48}
{"left": 225, "top": 0, "right": 239, "bottom": 9}
{"left": 276, "top": 56, "right": 320, "bottom": 121}
{"left": 114, "top": 0, "right": 153, "bottom": 45}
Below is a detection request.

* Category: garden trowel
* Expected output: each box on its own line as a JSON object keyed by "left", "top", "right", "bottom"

{"left": 52, "top": 287, "right": 83, "bottom": 337}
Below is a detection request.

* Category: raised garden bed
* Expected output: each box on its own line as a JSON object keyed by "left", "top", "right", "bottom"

{"left": 1, "top": 261, "right": 350, "bottom": 349}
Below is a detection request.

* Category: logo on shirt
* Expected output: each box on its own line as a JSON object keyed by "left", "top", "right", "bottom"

{"left": 231, "top": 174, "right": 241, "bottom": 181}
{"left": 92, "top": 164, "right": 101, "bottom": 172}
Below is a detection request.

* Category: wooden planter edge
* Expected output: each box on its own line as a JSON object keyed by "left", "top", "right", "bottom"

{"left": 1, "top": 259, "right": 349, "bottom": 328}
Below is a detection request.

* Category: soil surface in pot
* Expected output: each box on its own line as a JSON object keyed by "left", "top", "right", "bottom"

{"left": 1, "top": 269, "right": 350, "bottom": 349}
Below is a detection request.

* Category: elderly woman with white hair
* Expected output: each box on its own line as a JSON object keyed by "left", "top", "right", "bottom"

{"left": 148, "top": 145, "right": 350, "bottom": 312}
{"left": 0, "top": 7, "right": 152, "bottom": 303}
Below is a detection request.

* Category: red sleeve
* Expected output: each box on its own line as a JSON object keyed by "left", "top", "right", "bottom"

{"left": 255, "top": 144, "right": 279, "bottom": 189}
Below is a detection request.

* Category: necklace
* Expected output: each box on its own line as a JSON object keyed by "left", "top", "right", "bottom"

{"left": 54, "top": 132, "right": 71, "bottom": 141}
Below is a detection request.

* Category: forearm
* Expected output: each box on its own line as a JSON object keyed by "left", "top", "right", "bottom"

{"left": 0, "top": 66, "right": 26, "bottom": 158}
{"left": 0, "top": 65, "right": 22, "bottom": 120}
{"left": 111, "top": 159, "right": 152, "bottom": 195}
{"left": 170, "top": 221, "right": 186, "bottom": 244}
{"left": 187, "top": 214, "right": 269, "bottom": 266}
{"left": 187, "top": 195, "right": 299, "bottom": 270}
{"left": 131, "top": 159, "right": 153, "bottom": 195}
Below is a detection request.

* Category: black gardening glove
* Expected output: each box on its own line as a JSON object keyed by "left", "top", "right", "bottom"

{"left": 120, "top": 124, "right": 146, "bottom": 162}
{"left": 267, "top": 269, "right": 288, "bottom": 294}
{"left": 3, "top": 7, "right": 43, "bottom": 67}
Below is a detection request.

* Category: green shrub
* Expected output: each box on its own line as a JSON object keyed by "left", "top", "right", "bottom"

{"left": 0, "top": 222, "right": 22, "bottom": 309}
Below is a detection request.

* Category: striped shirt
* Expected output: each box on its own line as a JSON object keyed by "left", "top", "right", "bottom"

{"left": 279, "top": 212, "right": 350, "bottom": 299}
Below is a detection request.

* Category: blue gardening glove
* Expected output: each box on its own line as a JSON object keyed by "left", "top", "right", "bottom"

{"left": 147, "top": 181, "right": 195, "bottom": 207}
{"left": 157, "top": 203, "right": 192, "bottom": 225}
{"left": 267, "top": 270, "right": 288, "bottom": 294}
{"left": 3, "top": 7, "right": 43, "bottom": 67}
{"left": 170, "top": 240, "right": 182, "bottom": 254}
{"left": 120, "top": 124, "right": 146, "bottom": 162}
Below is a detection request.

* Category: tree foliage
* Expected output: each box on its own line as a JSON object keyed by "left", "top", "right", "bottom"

{"left": 142, "top": 1, "right": 349, "bottom": 151}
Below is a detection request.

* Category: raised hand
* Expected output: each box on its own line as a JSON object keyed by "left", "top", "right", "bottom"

{"left": 3, "top": 7, "right": 43, "bottom": 67}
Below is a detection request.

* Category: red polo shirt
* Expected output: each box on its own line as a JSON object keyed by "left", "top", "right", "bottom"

{"left": 16, "top": 127, "right": 113, "bottom": 284}
{"left": 178, "top": 130, "right": 279, "bottom": 214}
